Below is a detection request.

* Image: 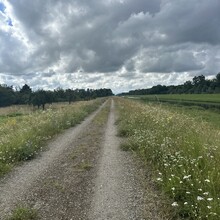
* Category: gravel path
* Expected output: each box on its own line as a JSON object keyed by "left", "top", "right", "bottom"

{"left": 89, "top": 100, "right": 145, "bottom": 219}
{"left": 89, "top": 100, "right": 162, "bottom": 220}
{"left": 0, "top": 99, "right": 163, "bottom": 220}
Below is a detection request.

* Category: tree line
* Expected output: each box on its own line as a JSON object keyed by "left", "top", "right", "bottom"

{"left": 0, "top": 84, "right": 113, "bottom": 108}
{"left": 119, "top": 73, "right": 220, "bottom": 96}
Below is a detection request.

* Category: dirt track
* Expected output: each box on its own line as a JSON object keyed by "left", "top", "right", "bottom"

{"left": 0, "top": 99, "right": 162, "bottom": 220}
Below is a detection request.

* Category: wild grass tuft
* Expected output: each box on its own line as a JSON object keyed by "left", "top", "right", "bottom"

{"left": 79, "top": 161, "right": 93, "bottom": 171}
{"left": 116, "top": 97, "right": 220, "bottom": 220}
{"left": 7, "top": 207, "right": 38, "bottom": 220}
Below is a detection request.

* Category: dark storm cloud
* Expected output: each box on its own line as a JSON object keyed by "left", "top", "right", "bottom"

{"left": 0, "top": 0, "right": 220, "bottom": 93}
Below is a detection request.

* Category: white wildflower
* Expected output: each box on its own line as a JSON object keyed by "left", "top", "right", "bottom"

{"left": 197, "top": 196, "right": 204, "bottom": 201}
{"left": 183, "top": 175, "right": 191, "bottom": 180}
{"left": 171, "top": 202, "right": 178, "bottom": 207}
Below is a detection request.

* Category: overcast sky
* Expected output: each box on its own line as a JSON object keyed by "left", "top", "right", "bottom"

{"left": 0, "top": 0, "right": 220, "bottom": 93}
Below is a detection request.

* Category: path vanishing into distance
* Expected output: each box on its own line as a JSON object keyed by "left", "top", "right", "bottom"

{"left": 0, "top": 99, "right": 162, "bottom": 220}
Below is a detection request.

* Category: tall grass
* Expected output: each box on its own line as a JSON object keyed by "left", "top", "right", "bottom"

{"left": 0, "top": 99, "right": 104, "bottom": 176}
{"left": 158, "top": 103, "right": 220, "bottom": 130}
{"left": 115, "top": 97, "right": 220, "bottom": 219}
{"left": 0, "top": 105, "right": 32, "bottom": 116}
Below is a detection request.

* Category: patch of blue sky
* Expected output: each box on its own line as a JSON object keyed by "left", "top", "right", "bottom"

{"left": 0, "top": 2, "right": 13, "bottom": 26}
{"left": 7, "top": 17, "right": 13, "bottom": 26}
{"left": 0, "top": 2, "right": 6, "bottom": 13}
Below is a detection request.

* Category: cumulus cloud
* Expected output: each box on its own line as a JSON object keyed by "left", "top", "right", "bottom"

{"left": 0, "top": 0, "right": 220, "bottom": 93}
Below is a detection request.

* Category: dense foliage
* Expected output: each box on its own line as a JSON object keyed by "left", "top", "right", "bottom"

{"left": 0, "top": 85, "right": 113, "bottom": 108}
{"left": 119, "top": 73, "right": 220, "bottom": 96}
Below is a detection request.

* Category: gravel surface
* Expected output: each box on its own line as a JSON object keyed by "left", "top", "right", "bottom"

{"left": 0, "top": 99, "right": 163, "bottom": 220}
{"left": 89, "top": 100, "right": 162, "bottom": 220}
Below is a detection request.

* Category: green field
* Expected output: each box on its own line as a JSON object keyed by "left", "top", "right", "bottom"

{"left": 127, "top": 94, "right": 220, "bottom": 129}
{"left": 160, "top": 104, "right": 220, "bottom": 130}
{"left": 137, "top": 94, "right": 220, "bottom": 102}
{"left": 129, "top": 94, "right": 220, "bottom": 109}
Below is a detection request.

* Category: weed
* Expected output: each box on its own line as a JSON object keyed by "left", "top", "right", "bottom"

{"left": 7, "top": 207, "right": 38, "bottom": 220}
{"left": 0, "top": 162, "right": 12, "bottom": 175}
{"left": 70, "top": 152, "right": 77, "bottom": 160}
{"left": 53, "top": 181, "right": 65, "bottom": 192}
{"left": 79, "top": 160, "right": 93, "bottom": 171}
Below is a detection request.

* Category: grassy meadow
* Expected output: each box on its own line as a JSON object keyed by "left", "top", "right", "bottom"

{"left": 157, "top": 103, "right": 220, "bottom": 130}
{"left": 137, "top": 94, "right": 220, "bottom": 103}
{"left": 128, "top": 93, "right": 220, "bottom": 129}
{"left": 142, "top": 94, "right": 220, "bottom": 103}
{"left": 129, "top": 94, "right": 220, "bottom": 110}
{"left": 0, "top": 99, "right": 104, "bottom": 177}
{"left": 116, "top": 97, "right": 220, "bottom": 219}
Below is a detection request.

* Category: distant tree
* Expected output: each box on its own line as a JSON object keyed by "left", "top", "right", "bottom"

{"left": 192, "top": 75, "right": 206, "bottom": 85}
{"left": 66, "top": 89, "right": 76, "bottom": 104}
{"left": 0, "top": 84, "right": 16, "bottom": 107}
{"left": 216, "top": 72, "right": 220, "bottom": 82}
{"left": 183, "top": 81, "right": 193, "bottom": 93}
{"left": 213, "top": 73, "right": 220, "bottom": 93}
{"left": 215, "top": 73, "right": 220, "bottom": 86}
{"left": 149, "top": 85, "right": 168, "bottom": 94}
{"left": 118, "top": 73, "right": 220, "bottom": 96}
{"left": 54, "top": 88, "right": 66, "bottom": 102}
{"left": 45, "top": 90, "right": 54, "bottom": 104}
{"left": 20, "top": 84, "right": 32, "bottom": 94}
{"left": 19, "top": 84, "right": 32, "bottom": 104}
{"left": 31, "top": 90, "right": 47, "bottom": 110}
